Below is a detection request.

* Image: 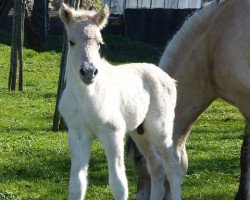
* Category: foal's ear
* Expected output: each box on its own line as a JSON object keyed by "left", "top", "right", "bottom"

{"left": 94, "top": 5, "right": 110, "bottom": 30}
{"left": 60, "top": 3, "right": 74, "bottom": 25}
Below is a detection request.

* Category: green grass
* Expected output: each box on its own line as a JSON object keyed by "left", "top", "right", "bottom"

{"left": 0, "top": 33, "right": 245, "bottom": 199}
{"left": 184, "top": 100, "right": 244, "bottom": 199}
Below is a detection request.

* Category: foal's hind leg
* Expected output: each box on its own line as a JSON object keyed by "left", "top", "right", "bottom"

{"left": 145, "top": 123, "right": 183, "bottom": 200}
{"left": 130, "top": 130, "right": 166, "bottom": 200}
{"left": 99, "top": 130, "right": 128, "bottom": 200}
{"left": 158, "top": 139, "right": 182, "bottom": 200}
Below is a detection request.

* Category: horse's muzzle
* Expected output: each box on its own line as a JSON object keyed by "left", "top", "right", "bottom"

{"left": 79, "top": 62, "right": 98, "bottom": 85}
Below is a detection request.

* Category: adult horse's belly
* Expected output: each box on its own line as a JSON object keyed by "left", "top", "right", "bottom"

{"left": 209, "top": 3, "right": 250, "bottom": 106}
{"left": 213, "top": 37, "right": 250, "bottom": 105}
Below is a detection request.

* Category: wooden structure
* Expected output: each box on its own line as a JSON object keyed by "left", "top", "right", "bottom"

{"left": 8, "top": 0, "right": 25, "bottom": 91}
{"left": 52, "top": 31, "right": 68, "bottom": 131}
{"left": 52, "top": 0, "right": 76, "bottom": 131}
{"left": 1, "top": 0, "right": 49, "bottom": 91}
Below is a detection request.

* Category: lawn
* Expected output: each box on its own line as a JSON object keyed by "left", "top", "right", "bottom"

{"left": 0, "top": 32, "right": 245, "bottom": 199}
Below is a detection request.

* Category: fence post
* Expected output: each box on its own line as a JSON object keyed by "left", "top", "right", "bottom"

{"left": 18, "top": 0, "right": 25, "bottom": 91}
{"left": 8, "top": 0, "right": 25, "bottom": 91}
{"left": 52, "top": 32, "right": 68, "bottom": 131}
{"left": 52, "top": 0, "right": 76, "bottom": 131}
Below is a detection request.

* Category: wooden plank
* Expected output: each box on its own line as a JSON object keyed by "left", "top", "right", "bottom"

{"left": 9, "top": 0, "right": 19, "bottom": 91}
{"left": 52, "top": 0, "right": 76, "bottom": 131}
{"left": 18, "top": 0, "right": 25, "bottom": 91}
{"left": 52, "top": 32, "right": 68, "bottom": 131}
{"left": 8, "top": 0, "right": 25, "bottom": 91}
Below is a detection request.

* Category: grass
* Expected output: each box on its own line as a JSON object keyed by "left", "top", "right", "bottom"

{"left": 184, "top": 100, "right": 243, "bottom": 199}
{"left": 0, "top": 32, "right": 245, "bottom": 199}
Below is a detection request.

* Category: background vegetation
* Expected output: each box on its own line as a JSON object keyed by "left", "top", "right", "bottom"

{"left": 0, "top": 31, "right": 244, "bottom": 199}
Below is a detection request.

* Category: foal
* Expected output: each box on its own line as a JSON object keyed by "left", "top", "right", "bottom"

{"left": 59, "top": 4, "right": 182, "bottom": 200}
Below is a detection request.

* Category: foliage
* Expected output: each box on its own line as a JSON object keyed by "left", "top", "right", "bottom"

{"left": 0, "top": 33, "right": 244, "bottom": 199}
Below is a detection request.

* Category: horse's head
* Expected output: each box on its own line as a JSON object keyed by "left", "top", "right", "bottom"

{"left": 60, "top": 3, "right": 109, "bottom": 85}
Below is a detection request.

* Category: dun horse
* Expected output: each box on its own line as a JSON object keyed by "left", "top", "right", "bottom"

{"left": 59, "top": 3, "right": 182, "bottom": 200}
{"left": 131, "top": 0, "right": 250, "bottom": 199}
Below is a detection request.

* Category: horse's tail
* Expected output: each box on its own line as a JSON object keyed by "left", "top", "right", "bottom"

{"left": 126, "top": 136, "right": 141, "bottom": 167}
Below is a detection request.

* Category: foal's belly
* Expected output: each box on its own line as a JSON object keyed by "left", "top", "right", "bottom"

{"left": 120, "top": 93, "right": 150, "bottom": 132}
{"left": 83, "top": 93, "right": 150, "bottom": 135}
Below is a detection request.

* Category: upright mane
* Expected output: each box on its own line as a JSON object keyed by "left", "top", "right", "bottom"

{"left": 159, "top": 1, "right": 220, "bottom": 69}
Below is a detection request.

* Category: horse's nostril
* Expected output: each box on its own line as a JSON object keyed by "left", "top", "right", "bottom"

{"left": 80, "top": 68, "right": 85, "bottom": 76}
{"left": 94, "top": 68, "right": 98, "bottom": 76}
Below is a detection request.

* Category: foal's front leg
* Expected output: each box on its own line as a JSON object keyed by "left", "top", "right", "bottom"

{"left": 99, "top": 130, "right": 128, "bottom": 200}
{"left": 68, "top": 128, "right": 93, "bottom": 200}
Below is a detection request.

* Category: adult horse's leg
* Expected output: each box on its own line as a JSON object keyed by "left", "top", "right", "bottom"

{"left": 235, "top": 102, "right": 250, "bottom": 200}
{"left": 236, "top": 121, "right": 250, "bottom": 200}
{"left": 99, "top": 130, "right": 128, "bottom": 200}
{"left": 131, "top": 90, "right": 216, "bottom": 199}
{"left": 68, "top": 128, "right": 93, "bottom": 200}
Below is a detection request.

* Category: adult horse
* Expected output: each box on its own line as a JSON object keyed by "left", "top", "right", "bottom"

{"left": 130, "top": 0, "right": 250, "bottom": 199}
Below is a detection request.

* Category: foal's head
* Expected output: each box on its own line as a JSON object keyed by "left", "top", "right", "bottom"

{"left": 60, "top": 3, "right": 109, "bottom": 84}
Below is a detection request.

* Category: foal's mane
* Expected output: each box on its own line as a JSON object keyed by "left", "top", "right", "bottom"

{"left": 160, "top": 1, "right": 220, "bottom": 68}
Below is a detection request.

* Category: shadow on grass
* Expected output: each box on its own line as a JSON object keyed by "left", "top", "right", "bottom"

{"left": 1, "top": 122, "right": 54, "bottom": 133}
{"left": 0, "top": 149, "right": 70, "bottom": 181}
{"left": 185, "top": 193, "right": 235, "bottom": 200}
{"left": 0, "top": 30, "right": 64, "bottom": 52}
{"left": 43, "top": 92, "right": 56, "bottom": 99}
{"left": 192, "top": 128, "right": 244, "bottom": 135}
{"left": 188, "top": 156, "right": 239, "bottom": 175}
{"left": 0, "top": 134, "right": 123, "bottom": 191}
{"left": 0, "top": 144, "right": 110, "bottom": 187}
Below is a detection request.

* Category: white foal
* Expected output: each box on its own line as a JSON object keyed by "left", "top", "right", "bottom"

{"left": 59, "top": 3, "right": 182, "bottom": 200}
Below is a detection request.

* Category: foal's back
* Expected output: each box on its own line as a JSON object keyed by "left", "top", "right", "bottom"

{"left": 103, "top": 62, "right": 176, "bottom": 132}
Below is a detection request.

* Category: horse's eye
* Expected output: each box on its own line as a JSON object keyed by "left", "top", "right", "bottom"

{"left": 69, "top": 40, "right": 75, "bottom": 46}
